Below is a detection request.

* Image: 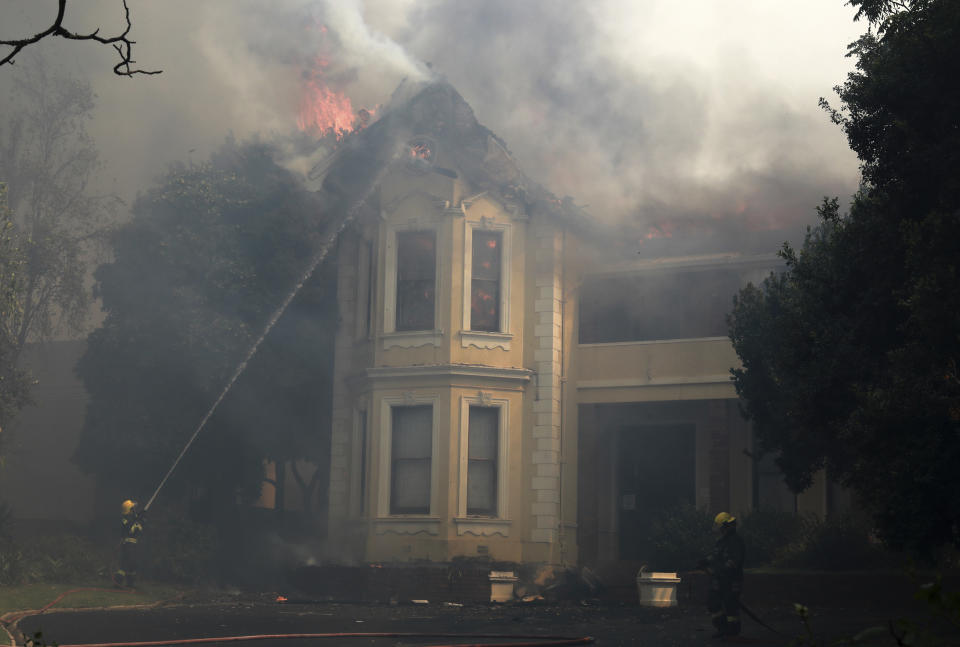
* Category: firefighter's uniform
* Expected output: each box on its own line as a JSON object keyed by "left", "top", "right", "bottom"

{"left": 703, "top": 512, "right": 746, "bottom": 637}
{"left": 116, "top": 500, "right": 143, "bottom": 588}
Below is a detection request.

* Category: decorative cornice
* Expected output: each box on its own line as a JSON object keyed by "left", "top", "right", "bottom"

{"left": 460, "top": 331, "right": 512, "bottom": 350}
{"left": 381, "top": 330, "right": 443, "bottom": 349}
{"left": 454, "top": 517, "right": 512, "bottom": 537}
{"left": 576, "top": 375, "right": 734, "bottom": 389}
{"left": 367, "top": 364, "right": 533, "bottom": 383}
{"left": 372, "top": 517, "right": 441, "bottom": 536}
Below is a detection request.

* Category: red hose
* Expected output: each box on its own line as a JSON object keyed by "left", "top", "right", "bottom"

{"left": 2, "top": 587, "right": 137, "bottom": 625}
{"left": 57, "top": 635, "right": 593, "bottom": 647}
{"left": 6, "top": 589, "right": 594, "bottom": 647}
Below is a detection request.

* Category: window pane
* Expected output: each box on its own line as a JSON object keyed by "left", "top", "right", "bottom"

{"left": 391, "top": 405, "right": 432, "bottom": 515}
{"left": 467, "top": 406, "right": 498, "bottom": 515}
{"left": 471, "top": 280, "right": 500, "bottom": 332}
{"left": 397, "top": 280, "right": 435, "bottom": 331}
{"left": 397, "top": 232, "right": 436, "bottom": 279}
{"left": 468, "top": 407, "right": 498, "bottom": 459}
{"left": 397, "top": 231, "right": 436, "bottom": 331}
{"left": 392, "top": 459, "right": 431, "bottom": 514}
{"left": 471, "top": 231, "right": 502, "bottom": 332}
{"left": 472, "top": 231, "right": 501, "bottom": 280}
{"left": 392, "top": 406, "right": 432, "bottom": 458}
{"left": 467, "top": 461, "right": 495, "bottom": 514}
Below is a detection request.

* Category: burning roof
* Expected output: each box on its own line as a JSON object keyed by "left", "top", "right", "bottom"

{"left": 316, "top": 80, "right": 591, "bottom": 231}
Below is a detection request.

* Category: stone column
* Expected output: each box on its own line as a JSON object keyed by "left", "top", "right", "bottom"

{"left": 530, "top": 222, "right": 563, "bottom": 546}
{"left": 707, "top": 400, "right": 730, "bottom": 513}
{"left": 328, "top": 235, "right": 358, "bottom": 524}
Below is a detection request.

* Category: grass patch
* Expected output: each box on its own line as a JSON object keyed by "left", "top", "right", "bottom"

{"left": 0, "top": 582, "right": 183, "bottom": 617}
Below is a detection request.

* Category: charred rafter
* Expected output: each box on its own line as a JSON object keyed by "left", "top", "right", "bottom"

{"left": 0, "top": 0, "right": 160, "bottom": 77}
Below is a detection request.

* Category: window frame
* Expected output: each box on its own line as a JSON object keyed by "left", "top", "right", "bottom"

{"left": 354, "top": 238, "right": 376, "bottom": 340}
{"left": 378, "top": 395, "right": 440, "bottom": 518}
{"left": 394, "top": 230, "right": 438, "bottom": 333}
{"left": 383, "top": 221, "right": 443, "bottom": 348}
{"left": 349, "top": 408, "right": 368, "bottom": 517}
{"left": 461, "top": 218, "right": 512, "bottom": 349}
{"left": 457, "top": 393, "right": 509, "bottom": 520}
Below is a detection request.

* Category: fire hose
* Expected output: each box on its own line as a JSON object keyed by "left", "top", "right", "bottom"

{"left": 7, "top": 607, "right": 592, "bottom": 647}
{"left": 142, "top": 145, "right": 397, "bottom": 514}
{"left": 3, "top": 589, "right": 592, "bottom": 647}
{"left": 52, "top": 634, "right": 594, "bottom": 647}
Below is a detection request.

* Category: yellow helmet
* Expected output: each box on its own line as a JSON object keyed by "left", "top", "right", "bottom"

{"left": 714, "top": 511, "right": 736, "bottom": 527}
{"left": 121, "top": 499, "right": 137, "bottom": 515}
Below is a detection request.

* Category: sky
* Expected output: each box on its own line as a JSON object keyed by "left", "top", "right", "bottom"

{"left": 0, "top": 0, "right": 866, "bottom": 247}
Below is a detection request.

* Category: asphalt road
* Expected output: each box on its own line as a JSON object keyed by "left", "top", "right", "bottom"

{"left": 10, "top": 597, "right": 903, "bottom": 647}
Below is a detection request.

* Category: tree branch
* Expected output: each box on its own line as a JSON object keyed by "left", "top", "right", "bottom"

{"left": 0, "top": 1, "right": 160, "bottom": 77}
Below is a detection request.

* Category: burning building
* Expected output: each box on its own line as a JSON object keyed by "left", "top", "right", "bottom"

{"left": 317, "top": 81, "right": 843, "bottom": 570}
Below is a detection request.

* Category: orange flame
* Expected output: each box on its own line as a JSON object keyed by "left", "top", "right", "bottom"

{"left": 640, "top": 222, "right": 675, "bottom": 242}
{"left": 297, "top": 51, "right": 374, "bottom": 140}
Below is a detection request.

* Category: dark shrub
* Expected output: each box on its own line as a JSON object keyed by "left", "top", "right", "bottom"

{"left": 739, "top": 509, "right": 804, "bottom": 567}
{"left": 776, "top": 513, "right": 886, "bottom": 570}
{"left": 648, "top": 504, "right": 714, "bottom": 571}
{"left": 0, "top": 531, "right": 110, "bottom": 585}
{"left": 145, "top": 509, "right": 219, "bottom": 584}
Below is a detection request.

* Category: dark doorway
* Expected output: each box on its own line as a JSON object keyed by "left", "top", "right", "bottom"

{"left": 617, "top": 424, "right": 696, "bottom": 560}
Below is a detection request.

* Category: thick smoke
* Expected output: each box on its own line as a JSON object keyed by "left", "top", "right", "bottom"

{"left": 1, "top": 0, "right": 862, "bottom": 249}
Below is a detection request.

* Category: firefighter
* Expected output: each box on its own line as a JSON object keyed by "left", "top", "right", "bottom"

{"left": 116, "top": 499, "right": 144, "bottom": 588}
{"left": 699, "top": 511, "right": 746, "bottom": 638}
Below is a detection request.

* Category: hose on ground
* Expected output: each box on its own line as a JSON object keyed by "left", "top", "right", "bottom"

{"left": 2, "top": 587, "right": 137, "bottom": 626}
{"left": 5, "top": 588, "right": 593, "bottom": 647}
{"left": 56, "top": 635, "right": 594, "bottom": 647}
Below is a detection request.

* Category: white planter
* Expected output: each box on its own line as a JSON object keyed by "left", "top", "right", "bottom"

{"left": 636, "top": 571, "right": 681, "bottom": 607}
{"left": 489, "top": 570, "right": 518, "bottom": 602}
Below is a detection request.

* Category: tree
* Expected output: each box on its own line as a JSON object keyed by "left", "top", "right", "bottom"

{"left": 0, "top": 1, "right": 159, "bottom": 77}
{"left": 729, "top": 0, "right": 960, "bottom": 556}
{"left": 0, "top": 61, "right": 108, "bottom": 462}
{"left": 0, "top": 185, "right": 33, "bottom": 457}
{"left": 0, "top": 60, "right": 113, "bottom": 352}
{"left": 75, "top": 138, "right": 337, "bottom": 524}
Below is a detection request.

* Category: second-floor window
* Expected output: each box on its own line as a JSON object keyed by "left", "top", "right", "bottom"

{"left": 396, "top": 231, "right": 436, "bottom": 331}
{"left": 578, "top": 268, "right": 747, "bottom": 343}
{"left": 470, "top": 231, "right": 502, "bottom": 332}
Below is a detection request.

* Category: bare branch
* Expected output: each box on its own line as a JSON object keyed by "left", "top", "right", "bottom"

{"left": 0, "top": 1, "right": 160, "bottom": 77}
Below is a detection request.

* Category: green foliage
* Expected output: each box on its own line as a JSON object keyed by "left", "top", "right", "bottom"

{"left": 0, "top": 185, "right": 32, "bottom": 441}
{"left": 739, "top": 509, "right": 804, "bottom": 567}
{"left": 0, "top": 533, "right": 110, "bottom": 586}
{"left": 24, "top": 631, "right": 58, "bottom": 647}
{"left": 890, "top": 575, "right": 960, "bottom": 646}
{"left": 75, "top": 137, "right": 337, "bottom": 516}
{"left": 647, "top": 504, "right": 714, "bottom": 570}
{"left": 144, "top": 510, "right": 220, "bottom": 585}
{"left": 0, "top": 59, "right": 112, "bottom": 349}
{"left": 790, "top": 575, "right": 960, "bottom": 646}
{"left": 729, "top": 0, "right": 960, "bottom": 556}
{"left": 775, "top": 514, "right": 888, "bottom": 571}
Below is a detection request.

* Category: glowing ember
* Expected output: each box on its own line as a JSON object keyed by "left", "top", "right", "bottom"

{"left": 297, "top": 53, "right": 374, "bottom": 140}
{"left": 640, "top": 222, "right": 675, "bottom": 242}
{"left": 410, "top": 141, "right": 432, "bottom": 160}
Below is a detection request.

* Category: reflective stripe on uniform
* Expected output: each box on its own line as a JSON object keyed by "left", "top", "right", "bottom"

{"left": 123, "top": 537, "right": 138, "bottom": 543}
